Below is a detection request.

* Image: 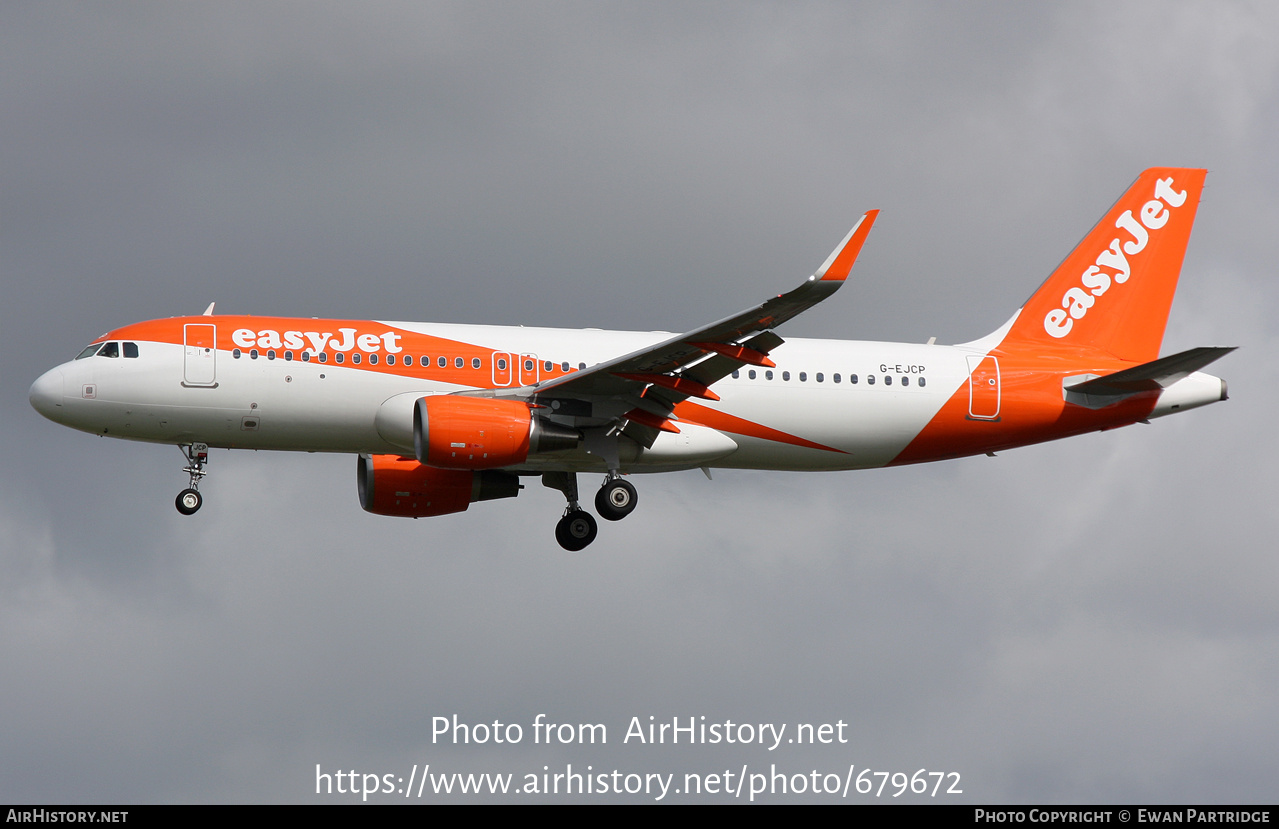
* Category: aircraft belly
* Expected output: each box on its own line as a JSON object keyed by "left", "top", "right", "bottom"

{"left": 632, "top": 423, "right": 738, "bottom": 468}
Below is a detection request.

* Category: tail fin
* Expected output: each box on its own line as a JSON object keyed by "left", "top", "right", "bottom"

{"left": 998, "top": 168, "right": 1207, "bottom": 363}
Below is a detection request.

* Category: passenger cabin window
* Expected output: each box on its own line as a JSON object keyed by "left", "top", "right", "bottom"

{"left": 748, "top": 369, "right": 757, "bottom": 379}
{"left": 472, "top": 358, "right": 481, "bottom": 369}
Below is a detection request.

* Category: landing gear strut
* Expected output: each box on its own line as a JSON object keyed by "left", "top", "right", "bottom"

{"left": 175, "top": 443, "right": 208, "bottom": 515}
{"left": 595, "top": 475, "right": 637, "bottom": 521}
{"left": 544, "top": 471, "right": 598, "bottom": 551}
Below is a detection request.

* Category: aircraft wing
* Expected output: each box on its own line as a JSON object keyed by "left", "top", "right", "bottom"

{"left": 485, "top": 210, "right": 878, "bottom": 438}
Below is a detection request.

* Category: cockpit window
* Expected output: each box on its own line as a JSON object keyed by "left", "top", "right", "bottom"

{"left": 75, "top": 344, "right": 102, "bottom": 360}
{"left": 123, "top": 342, "right": 139, "bottom": 358}
{"left": 98, "top": 342, "right": 120, "bottom": 358}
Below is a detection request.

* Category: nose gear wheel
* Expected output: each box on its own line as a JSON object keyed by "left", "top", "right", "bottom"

{"left": 176, "top": 488, "right": 203, "bottom": 515}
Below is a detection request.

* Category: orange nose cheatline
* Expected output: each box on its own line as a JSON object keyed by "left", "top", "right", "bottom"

{"left": 29, "top": 367, "right": 65, "bottom": 421}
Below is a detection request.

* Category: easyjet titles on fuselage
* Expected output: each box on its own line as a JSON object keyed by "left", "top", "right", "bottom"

{"left": 231, "top": 327, "right": 404, "bottom": 354}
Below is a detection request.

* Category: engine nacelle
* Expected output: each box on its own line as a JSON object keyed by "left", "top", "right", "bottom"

{"left": 356, "top": 453, "right": 520, "bottom": 518}
{"left": 414, "top": 395, "right": 580, "bottom": 469}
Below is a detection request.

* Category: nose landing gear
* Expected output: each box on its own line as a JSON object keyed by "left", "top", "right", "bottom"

{"left": 175, "top": 443, "right": 209, "bottom": 515}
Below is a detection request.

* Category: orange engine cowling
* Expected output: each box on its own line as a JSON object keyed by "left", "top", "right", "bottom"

{"left": 414, "top": 396, "right": 580, "bottom": 470}
{"left": 356, "top": 454, "right": 520, "bottom": 518}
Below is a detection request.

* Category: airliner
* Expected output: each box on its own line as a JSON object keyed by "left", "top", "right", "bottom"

{"left": 29, "top": 168, "right": 1232, "bottom": 550}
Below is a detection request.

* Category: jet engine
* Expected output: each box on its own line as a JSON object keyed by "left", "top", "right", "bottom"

{"left": 413, "top": 396, "right": 580, "bottom": 469}
{"left": 356, "top": 453, "right": 520, "bottom": 518}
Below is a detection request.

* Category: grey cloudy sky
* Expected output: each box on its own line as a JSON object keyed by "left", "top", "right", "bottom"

{"left": 3, "top": 2, "right": 1277, "bottom": 803}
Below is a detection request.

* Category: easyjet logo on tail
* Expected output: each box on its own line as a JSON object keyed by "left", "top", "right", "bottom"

{"left": 1043, "top": 177, "right": 1187, "bottom": 339}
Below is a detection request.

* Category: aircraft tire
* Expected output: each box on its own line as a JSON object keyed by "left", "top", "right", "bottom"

{"left": 595, "top": 479, "right": 637, "bottom": 521}
{"left": 175, "top": 488, "right": 203, "bottom": 516}
{"left": 556, "top": 509, "right": 597, "bottom": 551}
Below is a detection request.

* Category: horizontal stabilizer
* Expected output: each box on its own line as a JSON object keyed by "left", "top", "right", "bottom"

{"left": 1065, "top": 346, "right": 1236, "bottom": 397}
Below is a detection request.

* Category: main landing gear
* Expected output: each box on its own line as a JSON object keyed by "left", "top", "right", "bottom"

{"left": 175, "top": 443, "right": 209, "bottom": 515}
{"left": 595, "top": 476, "right": 637, "bottom": 522}
{"left": 555, "top": 509, "right": 597, "bottom": 552}
{"left": 544, "top": 471, "right": 639, "bottom": 551}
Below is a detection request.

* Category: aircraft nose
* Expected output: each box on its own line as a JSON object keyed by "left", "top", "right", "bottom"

{"left": 29, "top": 367, "right": 66, "bottom": 421}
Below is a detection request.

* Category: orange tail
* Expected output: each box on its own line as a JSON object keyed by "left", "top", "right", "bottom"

{"left": 999, "top": 168, "right": 1207, "bottom": 363}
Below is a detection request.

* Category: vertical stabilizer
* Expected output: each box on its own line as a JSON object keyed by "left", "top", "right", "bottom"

{"left": 998, "top": 168, "right": 1206, "bottom": 363}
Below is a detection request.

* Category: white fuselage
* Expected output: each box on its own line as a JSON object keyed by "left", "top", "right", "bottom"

{"left": 30, "top": 321, "right": 971, "bottom": 474}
